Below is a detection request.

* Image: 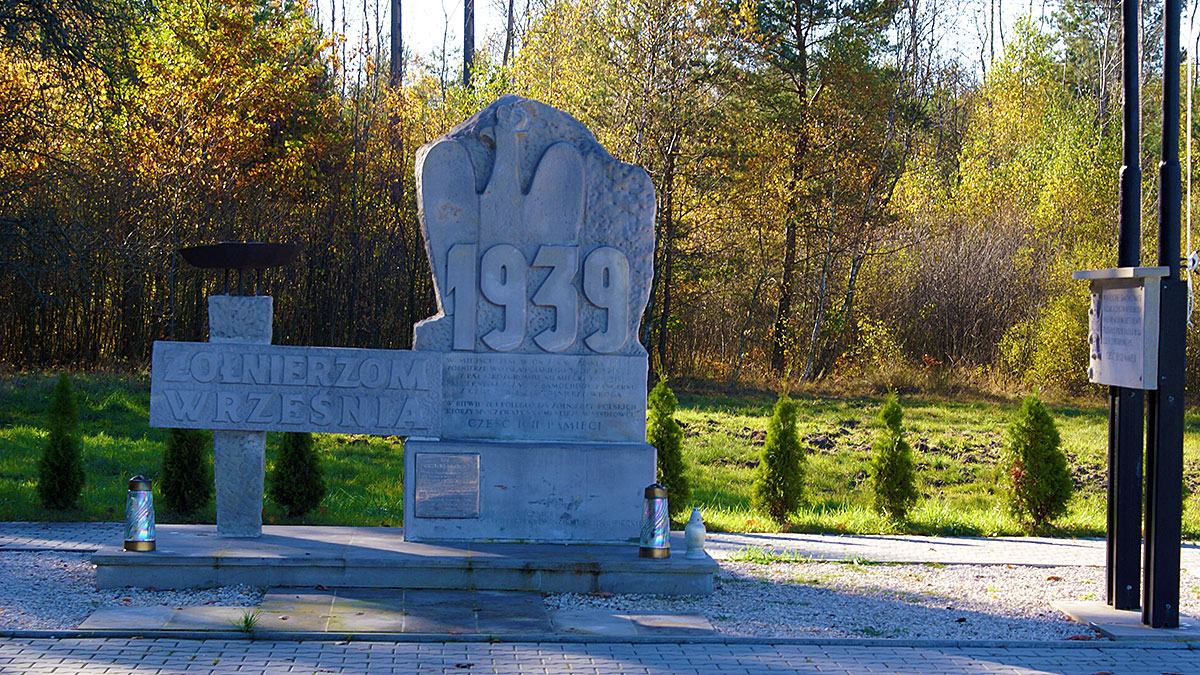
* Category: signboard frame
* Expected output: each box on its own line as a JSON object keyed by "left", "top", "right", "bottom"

{"left": 1072, "top": 266, "right": 1170, "bottom": 390}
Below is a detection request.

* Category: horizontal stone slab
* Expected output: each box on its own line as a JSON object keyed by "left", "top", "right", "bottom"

{"left": 150, "top": 341, "right": 441, "bottom": 436}
{"left": 91, "top": 525, "right": 716, "bottom": 595}
{"left": 440, "top": 352, "right": 647, "bottom": 443}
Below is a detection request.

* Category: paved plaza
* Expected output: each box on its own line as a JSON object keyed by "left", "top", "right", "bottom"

{"left": 1, "top": 638, "right": 1199, "bottom": 674}
{"left": 3, "top": 523, "right": 1200, "bottom": 674}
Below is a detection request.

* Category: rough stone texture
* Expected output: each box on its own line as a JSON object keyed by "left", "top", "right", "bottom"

{"left": 208, "top": 295, "right": 273, "bottom": 538}
{"left": 414, "top": 95, "right": 655, "bottom": 359}
{"left": 404, "top": 440, "right": 655, "bottom": 543}
{"left": 208, "top": 295, "right": 273, "bottom": 344}
{"left": 213, "top": 430, "right": 267, "bottom": 537}
{"left": 406, "top": 95, "right": 658, "bottom": 544}
{"left": 149, "top": 342, "right": 441, "bottom": 436}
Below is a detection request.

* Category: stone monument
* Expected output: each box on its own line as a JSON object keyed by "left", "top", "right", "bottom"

{"left": 405, "top": 95, "right": 656, "bottom": 542}
{"left": 149, "top": 95, "right": 657, "bottom": 545}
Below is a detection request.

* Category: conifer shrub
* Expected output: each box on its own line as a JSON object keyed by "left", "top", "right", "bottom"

{"left": 868, "top": 394, "right": 919, "bottom": 520}
{"left": 647, "top": 381, "right": 690, "bottom": 519}
{"left": 37, "top": 373, "right": 85, "bottom": 510}
{"left": 753, "top": 394, "right": 804, "bottom": 523}
{"left": 269, "top": 432, "right": 326, "bottom": 518}
{"left": 1004, "top": 395, "right": 1073, "bottom": 531}
{"left": 160, "top": 428, "right": 213, "bottom": 516}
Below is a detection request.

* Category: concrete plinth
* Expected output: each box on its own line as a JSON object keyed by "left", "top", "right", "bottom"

{"left": 403, "top": 440, "right": 655, "bottom": 543}
{"left": 208, "top": 295, "right": 273, "bottom": 537}
{"left": 92, "top": 525, "right": 716, "bottom": 595}
{"left": 1053, "top": 600, "right": 1200, "bottom": 640}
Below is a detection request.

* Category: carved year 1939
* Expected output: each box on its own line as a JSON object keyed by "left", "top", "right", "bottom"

{"left": 446, "top": 243, "right": 630, "bottom": 353}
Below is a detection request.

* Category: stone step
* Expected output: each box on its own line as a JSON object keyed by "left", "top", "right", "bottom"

{"left": 92, "top": 525, "right": 716, "bottom": 595}
{"left": 77, "top": 588, "right": 715, "bottom": 636}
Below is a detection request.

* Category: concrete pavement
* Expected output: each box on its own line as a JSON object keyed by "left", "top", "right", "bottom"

{"left": 5, "top": 522, "right": 1200, "bottom": 674}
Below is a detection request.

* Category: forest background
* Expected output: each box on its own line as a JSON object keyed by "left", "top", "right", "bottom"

{"left": 1, "top": 0, "right": 1191, "bottom": 396}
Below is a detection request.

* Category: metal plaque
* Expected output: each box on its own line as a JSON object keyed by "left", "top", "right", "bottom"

{"left": 413, "top": 453, "right": 480, "bottom": 518}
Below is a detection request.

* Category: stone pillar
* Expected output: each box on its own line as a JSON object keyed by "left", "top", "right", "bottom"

{"left": 208, "top": 295, "right": 273, "bottom": 537}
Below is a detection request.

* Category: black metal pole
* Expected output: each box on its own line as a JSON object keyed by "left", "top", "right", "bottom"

{"left": 1109, "top": 0, "right": 1144, "bottom": 612}
{"left": 1145, "top": 0, "right": 1185, "bottom": 628}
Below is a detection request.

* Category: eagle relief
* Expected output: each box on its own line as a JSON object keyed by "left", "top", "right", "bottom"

{"left": 414, "top": 95, "right": 656, "bottom": 358}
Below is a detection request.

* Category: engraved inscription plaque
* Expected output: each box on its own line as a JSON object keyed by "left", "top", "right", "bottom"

{"left": 414, "top": 453, "right": 480, "bottom": 518}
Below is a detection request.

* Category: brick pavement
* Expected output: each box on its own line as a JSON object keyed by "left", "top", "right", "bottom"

{"left": 0, "top": 637, "right": 1198, "bottom": 674}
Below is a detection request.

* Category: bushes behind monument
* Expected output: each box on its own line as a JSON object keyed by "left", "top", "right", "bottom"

{"left": 160, "top": 428, "right": 213, "bottom": 516}
{"left": 270, "top": 432, "right": 326, "bottom": 517}
{"left": 647, "top": 381, "right": 690, "bottom": 520}
{"left": 37, "top": 373, "right": 85, "bottom": 510}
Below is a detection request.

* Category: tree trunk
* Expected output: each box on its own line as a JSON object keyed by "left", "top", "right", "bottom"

{"left": 390, "top": 0, "right": 403, "bottom": 88}
{"left": 463, "top": 0, "right": 475, "bottom": 88}
{"left": 655, "top": 147, "right": 676, "bottom": 373}
{"left": 769, "top": 127, "right": 807, "bottom": 375}
{"left": 768, "top": 4, "right": 809, "bottom": 375}
{"left": 503, "top": 0, "right": 515, "bottom": 67}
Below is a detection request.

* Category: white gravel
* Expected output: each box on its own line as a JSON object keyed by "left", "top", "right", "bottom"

{"left": 0, "top": 552, "right": 262, "bottom": 630}
{"left": 548, "top": 560, "right": 1200, "bottom": 640}
{"left": 4, "top": 549, "right": 1199, "bottom": 639}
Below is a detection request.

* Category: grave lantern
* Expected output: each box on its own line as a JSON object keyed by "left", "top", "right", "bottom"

{"left": 123, "top": 475, "right": 156, "bottom": 552}
{"left": 684, "top": 507, "right": 707, "bottom": 559}
{"left": 639, "top": 483, "right": 669, "bottom": 558}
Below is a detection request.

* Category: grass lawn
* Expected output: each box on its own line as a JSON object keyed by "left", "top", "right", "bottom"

{"left": 0, "top": 373, "right": 404, "bottom": 526}
{"left": 3, "top": 372, "right": 1200, "bottom": 537}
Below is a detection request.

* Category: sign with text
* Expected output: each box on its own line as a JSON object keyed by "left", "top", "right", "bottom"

{"left": 441, "top": 352, "right": 647, "bottom": 443}
{"left": 1075, "top": 267, "right": 1167, "bottom": 390}
{"left": 150, "top": 342, "right": 442, "bottom": 436}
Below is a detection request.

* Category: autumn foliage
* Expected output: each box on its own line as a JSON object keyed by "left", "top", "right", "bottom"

{"left": 0, "top": 0, "right": 1186, "bottom": 394}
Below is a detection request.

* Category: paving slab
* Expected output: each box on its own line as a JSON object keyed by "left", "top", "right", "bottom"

{"left": 80, "top": 606, "right": 253, "bottom": 631}
{"left": 78, "top": 605, "right": 176, "bottom": 630}
{"left": 1053, "top": 600, "right": 1200, "bottom": 641}
{"left": 548, "top": 608, "right": 639, "bottom": 636}
{"left": 165, "top": 606, "right": 252, "bottom": 631}
{"left": 626, "top": 613, "right": 715, "bottom": 636}
{"left": 259, "top": 589, "right": 336, "bottom": 632}
{"left": 548, "top": 608, "right": 714, "bottom": 637}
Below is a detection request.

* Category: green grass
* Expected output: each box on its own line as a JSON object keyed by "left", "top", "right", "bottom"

{"left": 0, "top": 373, "right": 404, "bottom": 525}
{"left": 726, "top": 546, "right": 813, "bottom": 564}
{"left": 675, "top": 389, "right": 1200, "bottom": 538}
{"left": 3, "top": 372, "right": 1200, "bottom": 537}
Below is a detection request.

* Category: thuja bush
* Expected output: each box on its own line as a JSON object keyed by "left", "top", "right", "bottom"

{"left": 37, "top": 374, "right": 85, "bottom": 510}
{"left": 753, "top": 394, "right": 804, "bottom": 523}
{"left": 269, "top": 432, "right": 326, "bottom": 518}
{"left": 1004, "top": 395, "right": 1072, "bottom": 531}
{"left": 868, "top": 394, "right": 919, "bottom": 520}
{"left": 647, "top": 381, "right": 690, "bottom": 519}
{"left": 160, "top": 428, "right": 213, "bottom": 516}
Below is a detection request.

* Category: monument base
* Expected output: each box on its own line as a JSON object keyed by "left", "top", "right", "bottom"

{"left": 92, "top": 525, "right": 716, "bottom": 595}
{"left": 403, "top": 439, "right": 655, "bottom": 543}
